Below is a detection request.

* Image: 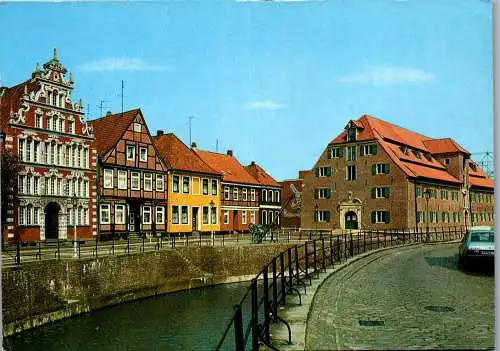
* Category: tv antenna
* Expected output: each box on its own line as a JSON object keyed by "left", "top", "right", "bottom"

{"left": 97, "top": 99, "right": 110, "bottom": 117}
{"left": 117, "top": 80, "right": 126, "bottom": 117}
{"left": 188, "top": 115, "right": 194, "bottom": 146}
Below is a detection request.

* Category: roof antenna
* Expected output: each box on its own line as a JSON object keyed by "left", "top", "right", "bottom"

{"left": 97, "top": 99, "right": 110, "bottom": 117}
{"left": 120, "top": 80, "right": 124, "bottom": 118}
{"left": 216, "top": 139, "right": 219, "bottom": 152}
{"left": 188, "top": 115, "right": 194, "bottom": 146}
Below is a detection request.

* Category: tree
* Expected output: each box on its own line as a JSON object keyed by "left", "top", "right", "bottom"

{"left": 1, "top": 149, "right": 21, "bottom": 244}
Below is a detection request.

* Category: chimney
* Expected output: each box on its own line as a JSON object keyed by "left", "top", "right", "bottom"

{"left": 227, "top": 149, "right": 233, "bottom": 157}
{"left": 157, "top": 130, "right": 164, "bottom": 137}
{"left": 191, "top": 142, "right": 197, "bottom": 149}
{"left": 251, "top": 161, "right": 255, "bottom": 166}
{"left": 106, "top": 111, "right": 112, "bottom": 116}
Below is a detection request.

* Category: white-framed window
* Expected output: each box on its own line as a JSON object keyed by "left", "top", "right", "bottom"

{"left": 262, "top": 210, "right": 268, "bottom": 225}
{"left": 172, "top": 206, "right": 179, "bottom": 224}
{"left": 34, "top": 141, "right": 40, "bottom": 163}
{"left": 347, "top": 165, "right": 356, "bottom": 181}
{"left": 211, "top": 206, "right": 217, "bottom": 224}
{"left": 139, "top": 147, "right": 148, "bottom": 162}
{"left": 315, "top": 210, "right": 331, "bottom": 222}
{"left": 373, "top": 187, "right": 390, "bottom": 198}
{"left": 250, "top": 210, "right": 256, "bottom": 224}
{"left": 115, "top": 204, "right": 126, "bottom": 224}
{"left": 172, "top": 175, "right": 180, "bottom": 193}
{"left": 202, "top": 206, "right": 209, "bottom": 224}
{"left": 58, "top": 119, "right": 64, "bottom": 133}
{"left": 104, "top": 169, "right": 113, "bottom": 188}
{"left": 328, "top": 147, "right": 344, "bottom": 159}
{"left": 242, "top": 189, "right": 247, "bottom": 201}
{"left": 100, "top": 204, "right": 110, "bottom": 224}
{"left": 374, "top": 163, "right": 390, "bottom": 175}
{"left": 262, "top": 189, "right": 267, "bottom": 202}
{"left": 202, "top": 179, "right": 209, "bottom": 195}
{"left": 52, "top": 117, "right": 57, "bottom": 131}
{"left": 156, "top": 174, "right": 164, "bottom": 191}
{"left": 275, "top": 211, "right": 280, "bottom": 225}
{"left": 34, "top": 207, "right": 39, "bottom": 225}
{"left": 233, "top": 188, "right": 238, "bottom": 201}
{"left": 270, "top": 190, "right": 274, "bottom": 202}
{"left": 373, "top": 210, "right": 390, "bottom": 224}
{"left": 142, "top": 206, "right": 151, "bottom": 224}
{"left": 117, "top": 170, "right": 127, "bottom": 189}
{"left": 18, "top": 175, "right": 25, "bottom": 194}
{"left": 362, "top": 144, "right": 377, "bottom": 156}
{"left": 133, "top": 123, "right": 142, "bottom": 132}
{"left": 33, "top": 177, "right": 39, "bottom": 195}
{"left": 18, "top": 139, "right": 25, "bottom": 161}
{"left": 181, "top": 206, "right": 189, "bottom": 224}
{"left": 18, "top": 207, "right": 25, "bottom": 225}
{"left": 156, "top": 206, "right": 164, "bottom": 224}
{"left": 183, "top": 176, "right": 190, "bottom": 193}
{"left": 251, "top": 189, "right": 255, "bottom": 201}
{"left": 211, "top": 179, "right": 218, "bottom": 195}
{"left": 347, "top": 145, "right": 356, "bottom": 161}
{"left": 223, "top": 210, "right": 229, "bottom": 224}
{"left": 126, "top": 145, "right": 135, "bottom": 161}
{"left": 224, "top": 187, "right": 230, "bottom": 200}
{"left": 316, "top": 167, "right": 331, "bottom": 177}
{"left": 144, "top": 173, "right": 153, "bottom": 191}
{"left": 70, "top": 120, "right": 75, "bottom": 134}
{"left": 35, "top": 113, "right": 42, "bottom": 128}
{"left": 131, "top": 172, "right": 140, "bottom": 190}
{"left": 275, "top": 191, "right": 280, "bottom": 203}
{"left": 242, "top": 210, "right": 247, "bottom": 225}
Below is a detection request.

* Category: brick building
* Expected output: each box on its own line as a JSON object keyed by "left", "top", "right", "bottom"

{"left": 301, "top": 115, "right": 494, "bottom": 230}
{"left": 0, "top": 50, "right": 97, "bottom": 242}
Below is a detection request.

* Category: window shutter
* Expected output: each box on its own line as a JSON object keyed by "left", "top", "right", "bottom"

{"left": 371, "top": 144, "right": 378, "bottom": 155}
{"left": 360, "top": 145, "right": 364, "bottom": 156}
{"left": 384, "top": 212, "right": 390, "bottom": 224}
{"left": 372, "top": 164, "right": 376, "bottom": 175}
{"left": 338, "top": 147, "right": 344, "bottom": 157}
{"left": 327, "top": 189, "right": 331, "bottom": 199}
{"left": 314, "top": 189, "right": 319, "bottom": 199}
{"left": 326, "top": 167, "right": 332, "bottom": 177}
{"left": 315, "top": 168, "right": 320, "bottom": 177}
{"left": 371, "top": 188, "right": 376, "bottom": 198}
{"left": 384, "top": 164, "right": 390, "bottom": 174}
{"left": 325, "top": 211, "right": 331, "bottom": 222}
{"left": 327, "top": 148, "right": 332, "bottom": 159}
{"left": 371, "top": 211, "right": 376, "bottom": 223}
{"left": 385, "top": 187, "right": 391, "bottom": 198}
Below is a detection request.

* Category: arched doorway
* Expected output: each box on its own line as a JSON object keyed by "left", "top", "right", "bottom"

{"left": 45, "top": 202, "right": 60, "bottom": 239}
{"left": 345, "top": 211, "right": 358, "bottom": 229}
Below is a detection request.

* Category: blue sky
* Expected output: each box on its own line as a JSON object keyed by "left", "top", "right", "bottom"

{"left": 0, "top": 0, "right": 493, "bottom": 181}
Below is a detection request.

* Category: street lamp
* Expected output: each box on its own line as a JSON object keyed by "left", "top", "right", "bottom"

{"left": 209, "top": 200, "right": 215, "bottom": 245}
{"left": 314, "top": 204, "right": 319, "bottom": 234}
{"left": 73, "top": 194, "right": 78, "bottom": 258}
{"left": 424, "top": 188, "right": 431, "bottom": 242}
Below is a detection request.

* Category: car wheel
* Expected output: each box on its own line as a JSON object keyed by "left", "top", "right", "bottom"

{"left": 458, "top": 255, "right": 466, "bottom": 268}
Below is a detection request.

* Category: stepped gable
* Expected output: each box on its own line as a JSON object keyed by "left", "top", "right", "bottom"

{"left": 194, "top": 149, "right": 259, "bottom": 185}
{"left": 244, "top": 162, "right": 280, "bottom": 187}
{"left": 153, "top": 133, "right": 220, "bottom": 175}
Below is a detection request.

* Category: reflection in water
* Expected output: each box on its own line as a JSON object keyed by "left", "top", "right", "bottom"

{"left": 5, "top": 282, "right": 250, "bottom": 351}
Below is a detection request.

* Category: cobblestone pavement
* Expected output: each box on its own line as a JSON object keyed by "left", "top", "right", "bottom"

{"left": 306, "top": 243, "right": 494, "bottom": 350}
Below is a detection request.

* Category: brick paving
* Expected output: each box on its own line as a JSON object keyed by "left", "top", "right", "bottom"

{"left": 306, "top": 243, "right": 494, "bottom": 350}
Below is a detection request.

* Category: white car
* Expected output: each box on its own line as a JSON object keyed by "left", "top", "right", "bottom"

{"left": 458, "top": 226, "right": 494, "bottom": 268}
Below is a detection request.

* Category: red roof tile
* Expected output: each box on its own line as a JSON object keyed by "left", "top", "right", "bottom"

{"left": 423, "top": 138, "right": 470, "bottom": 155}
{"left": 0, "top": 81, "right": 38, "bottom": 131}
{"left": 244, "top": 162, "right": 281, "bottom": 187}
{"left": 404, "top": 163, "right": 461, "bottom": 184}
{"left": 89, "top": 109, "right": 140, "bottom": 157}
{"left": 194, "top": 150, "right": 260, "bottom": 185}
{"left": 153, "top": 134, "right": 220, "bottom": 176}
{"left": 468, "top": 160, "right": 494, "bottom": 189}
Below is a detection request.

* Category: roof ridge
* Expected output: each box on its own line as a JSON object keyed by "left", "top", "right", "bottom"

{"left": 361, "top": 114, "right": 432, "bottom": 141}
{"left": 89, "top": 108, "right": 140, "bottom": 122}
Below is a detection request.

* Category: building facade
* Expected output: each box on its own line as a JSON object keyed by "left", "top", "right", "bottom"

{"left": 90, "top": 109, "right": 168, "bottom": 239}
{"left": 0, "top": 50, "right": 97, "bottom": 242}
{"left": 301, "top": 115, "right": 494, "bottom": 230}
{"left": 153, "top": 134, "right": 222, "bottom": 234}
{"left": 245, "top": 161, "right": 282, "bottom": 227}
{"left": 195, "top": 149, "right": 260, "bottom": 233}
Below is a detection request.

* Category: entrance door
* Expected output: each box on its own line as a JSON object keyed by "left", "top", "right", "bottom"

{"left": 345, "top": 211, "right": 358, "bottom": 229}
{"left": 192, "top": 207, "right": 198, "bottom": 231}
{"left": 45, "top": 202, "right": 60, "bottom": 239}
{"left": 129, "top": 202, "right": 141, "bottom": 232}
{"left": 233, "top": 210, "right": 238, "bottom": 232}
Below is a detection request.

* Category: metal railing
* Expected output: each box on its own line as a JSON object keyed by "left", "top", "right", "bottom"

{"left": 215, "top": 226, "right": 466, "bottom": 351}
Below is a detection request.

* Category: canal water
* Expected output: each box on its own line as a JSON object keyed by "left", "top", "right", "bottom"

{"left": 4, "top": 282, "right": 253, "bottom": 351}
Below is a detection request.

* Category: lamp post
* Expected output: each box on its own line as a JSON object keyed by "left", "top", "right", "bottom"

{"left": 314, "top": 204, "right": 319, "bottom": 235}
{"left": 72, "top": 194, "right": 78, "bottom": 258}
{"left": 209, "top": 200, "right": 215, "bottom": 245}
{"left": 424, "top": 188, "right": 431, "bottom": 242}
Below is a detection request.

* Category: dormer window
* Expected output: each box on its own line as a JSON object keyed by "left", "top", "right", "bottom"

{"left": 412, "top": 149, "right": 421, "bottom": 159}
{"left": 400, "top": 146, "right": 408, "bottom": 155}
{"left": 445, "top": 158, "right": 450, "bottom": 165}
{"left": 347, "top": 127, "right": 357, "bottom": 141}
{"left": 424, "top": 153, "right": 432, "bottom": 162}
{"left": 470, "top": 163, "right": 477, "bottom": 172}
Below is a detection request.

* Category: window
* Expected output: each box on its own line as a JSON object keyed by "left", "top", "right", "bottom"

{"left": 35, "top": 114, "right": 42, "bottom": 128}
{"left": 233, "top": 188, "right": 238, "bottom": 201}
{"left": 315, "top": 188, "right": 332, "bottom": 199}
{"left": 242, "top": 188, "right": 248, "bottom": 201}
{"left": 144, "top": 173, "right": 152, "bottom": 191}
{"left": 347, "top": 165, "right": 356, "bottom": 181}
{"left": 412, "top": 149, "right": 422, "bottom": 159}
{"left": 118, "top": 170, "right": 127, "bottom": 189}
{"left": 115, "top": 204, "right": 125, "bottom": 224}
{"left": 440, "top": 190, "right": 448, "bottom": 200}
{"left": 269, "top": 191, "right": 274, "bottom": 202}
{"left": 104, "top": 169, "right": 113, "bottom": 188}
{"left": 133, "top": 123, "right": 142, "bottom": 132}
{"left": 224, "top": 187, "right": 230, "bottom": 200}
{"left": 182, "top": 176, "right": 190, "bottom": 193}
{"left": 223, "top": 210, "right": 229, "bottom": 224}
{"left": 211, "top": 207, "right": 217, "bottom": 224}
{"left": 372, "top": 187, "right": 390, "bottom": 198}
{"left": 172, "top": 175, "right": 179, "bottom": 193}
{"left": 400, "top": 146, "right": 408, "bottom": 155}
{"left": 52, "top": 91, "right": 58, "bottom": 106}
{"left": 202, "top": 179, "right": 209, "bottom": 195}
{"left": 250, "top": 189, "right": 255, "bottom": 201}
{"left": 316, "top": 167, "right": 332, "bottom": 177}
{"left": 347, "top": 127, "right": 356, "bottom": 141}
{"left": 68, "top": 120, "right": 75, "bottom": 134}
{"left": 34, "top": 177, "right": 39, "bottom": 195}
{"left": 58, "top": 119, "right": 64, "bottom": 133}
{"left": 262, "top": 189, "right": 267, "bottom": 202}
{"left": 172, "top": 206, "right": 179, "bottom": 224}
{"left": 181, "top": 206, "right": 188, "bottom": 224}
{"left": 52, "top": 117, "right": 57, "bottom": 131}
{"left": 262, "top": 211, "right": 268, "bottom": 225}
{"left": 250, "top": 210, "right": 256, "bottom": 224}
{"left": 417, "top": 211, "right": 424, "bottom": 223}
{"left": 373, "top": 163, "right": 390, "bottom": 175}
{"left": 211, "top": 180, "right": 218, "bottom": 195}
{"left": 131, "top": 172, "right": 140, "bottom": 190}
{"left": 142, "top": 206, "right": 151, "bottom": 224}
{"left": 361, "top": 144, "right": 378, "bottom": 156}
{"left": 139, "top": 147, "right": 148, "bottom": 162}
{"left": 126, "top": 145, "right": 135, "bottom": 161}
{"left": 269, "top": 211, "right": 274, "bottom": 225}
{"left": 372, "top": 211, "right": 390, "bottom": 224}
{"left": 347, "top": 146, "right": 356, "bottom": 161}
{"left": 156, "top": 206, "right": 164, "bottom": 224}
{"left": 445, "top": 158, "right": 450, "bottom": 165}
{"left": 242, "top": 210, "right": 247, "bottom": 225}
{"left": 18, "top": 207, "right": 25, "bottom": 225}
{"left": 100, "top": 204, "right": 110, "bottom": 224}
{"left": 156, "top": 174, "right": 164, "bottom": 192}
{"left": 275, "top": 191, "right": 280, "bottom": 203}
{"left": 203, "top": 207, "right": 209, "bottom": 224}
{"left": 18, "top": 139, "right": 25, "bottom": 161}
{"left": 328, "top": 147, "right": 344, "bottom": 159}
{"left": 314, "top": 210, "right": 331, "bottom": 222}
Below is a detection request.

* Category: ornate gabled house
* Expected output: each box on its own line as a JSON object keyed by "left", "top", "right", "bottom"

{"left": 153, "top": 134, "right": 222, "bottom": 234}
{"left": 302, "top": 114, "right": 494, "bottom": 230}
{"left": 244, "top": 161, "right": 282, "bottom": 227}
{"left": 0, "top": 49, "right": 96, "bottom": 242}
{"left": 89, "top": 109, "right": 168, "bottom": 239}
{"left": 194, "top": 149, "right": 260, "bottom": 233}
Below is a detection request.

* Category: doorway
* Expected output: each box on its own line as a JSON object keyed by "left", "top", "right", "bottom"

{"left": 192, "top": 207, "right": 198, "bottom": 231}
{"left": 45, "top": 202, "right": 60, "bottom": 239}
{"left": 232, "top": 210, "right": 239, "bottom": 232}
{"left": 128, "top": 202, "right": 141, "bottom": 232}
{"left": 345, "top": 211, "right": 358, "bottom": 230}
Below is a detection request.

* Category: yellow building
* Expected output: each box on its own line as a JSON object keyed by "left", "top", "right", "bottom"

{"left": 153, "top": 132, "right": 222, "bottom": 233}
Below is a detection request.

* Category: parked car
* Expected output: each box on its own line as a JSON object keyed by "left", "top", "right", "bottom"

{"left": 458, "top": 226, "right": 494, "bottom": 268}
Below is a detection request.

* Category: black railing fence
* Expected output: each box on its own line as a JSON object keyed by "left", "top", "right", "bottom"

{"left": 215, "top": 226, "right": 466, "bottom": 351}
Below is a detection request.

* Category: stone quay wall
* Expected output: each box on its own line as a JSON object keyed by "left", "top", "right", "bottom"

{"left": 3, "top": 243, "right": 294, "bottom": 336}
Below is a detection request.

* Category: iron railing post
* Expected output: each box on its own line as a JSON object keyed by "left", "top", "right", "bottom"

{"left": 288, "top": 248, "right": 293, "bottom": 289}
{"left": 234, "top": 304, "right": 244, "bottom": 351}
{"left": 263, "top": 266, "right": 270, "bottom": 342}
{"left": 349, "top": 232, "right": 353, "bottom": 257}
{"left": 313, "top": 240, "right": 318, "bottom": 273}
{"left": 321, "top": 237, "right": 326, "bottom": 270}
{"left": 271, "top": 258, "right": 277, "bottom": 320}
{"left": 329, "top": 235, "right": 334, "bottom": 267}
{"left": 357, "top": 231, "right": 360, "bottom": 254}
{"left": 305, "top": 241, "right": 309, "bottom": 278}
{"left": 280, "top": 253, "right": 286, "bottom": 305}
{"left": 295, "top": 245, "right": 300, "bottom": 286}
{"left": 251, "top": 279, "right": 259, "bottom": 351}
